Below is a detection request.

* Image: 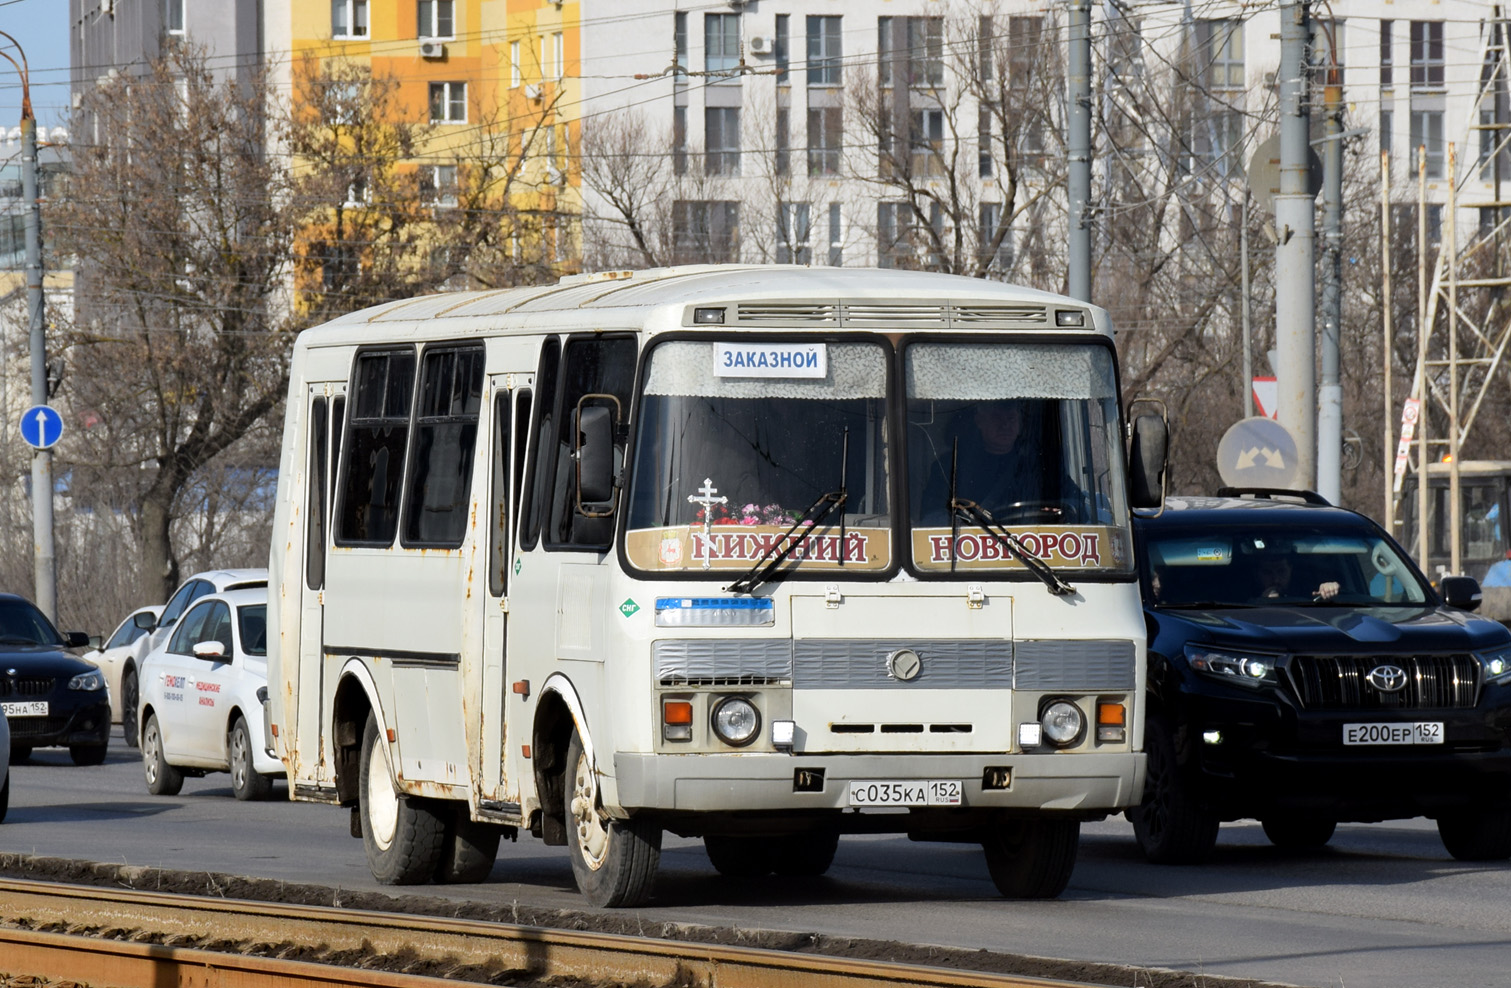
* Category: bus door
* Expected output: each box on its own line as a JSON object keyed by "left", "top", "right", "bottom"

{"left": 480, "top": 374, "right": 532, "bottom": 802}
{"left": 298, "top": 381, "right": 344, "bottom": 785}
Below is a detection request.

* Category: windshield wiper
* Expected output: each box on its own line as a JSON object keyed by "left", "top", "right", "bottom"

{"left": 947, "top": 439, "right": 1076, "bottom": 597}
{"left": 727, "top": 428, "right": 850, "bottom": 596}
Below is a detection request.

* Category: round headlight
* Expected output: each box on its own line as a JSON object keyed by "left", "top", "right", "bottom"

{"left": 1040, "top": 700, "right": 1084, "bottom": 747}
{"left": 68, "top": 669, "right": 105, "bottom": 692}
{"left": 710, "top": 696, "right": 761, "bottom": 747}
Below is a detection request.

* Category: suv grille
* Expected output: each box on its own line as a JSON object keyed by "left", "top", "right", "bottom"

{"left": 1287, "top": 654, "right": 1480, "bottom": 710}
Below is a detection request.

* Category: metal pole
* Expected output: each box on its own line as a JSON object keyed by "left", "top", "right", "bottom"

{"left": 1447, "top": 142, "right": 1461, "bottom": 575}
{"left": 1241, "top": 194, "right": 1253, "bottom": 417}
{"left": 1317, "top": 36, "right": 1343, "bottom": 505}
{"left": 1417, "top": 145, "right": 1430, "bottom": 571}
{"left": 1381, "top": 151, "right": 1394, "bottom": 530}
{"left": 1275, "top": 0, "right": 1316, "bottom": 489}
{"left": 1, "top": 36, "right": 56, "bottom": 621}
{"left": 1067, "top": 0, "right": 1092, "bottom": 302}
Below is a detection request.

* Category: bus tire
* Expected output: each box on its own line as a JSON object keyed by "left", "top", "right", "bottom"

{"left": 142, "top": 714, "right": 183, "bottom": 796}
{"left": 1130, "top": 715, "right": 1220, "bottom": 864}
{"left": 982, "top": 818, "right": 1079, "bottom": 899}
{"left": 703, "top": 835, "right": 772, "bottom": 877}
{"left": 229, "top": 716, "right": 273, "bottom": 802}
{"left": 770, "top": 831, "right": 840, "bottom": 877}
{"left": 433, "top": 808, "right": 502, "bottom": 884}
{"left": 565, "top": 728, "right": 660, "bottom": 907}
{"left": 360, "top": 713, "right": 445, "bottom": 885}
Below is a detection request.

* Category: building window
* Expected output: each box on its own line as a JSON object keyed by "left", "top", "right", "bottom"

{"left": 776, "top": 107, "right": 790, "bottom": 177}
{"left": 421, "top": 164, "right": 459, "bottom": 207}
{"left": 673, "top": 200, "right": 740, "bottom": 264}
{"left": 165, "top": 0, "right": 185, "bottom": 36}
{"left": 418, "top": 0, "right": 454, "bottom": 40}
{"left": 332, "top": 0, "right": 368, "bottom": 39}
{"left": 1007, "top": 16, "right": 1042, "bottom": 88}
{"left": 706, "top": 13, "right": 741, "bottom": 80}
{"left": 429, "top": 82, "right": 467, "bottom": 123}
{"left": 777, "top": 202, "right": 811, "bottom": 264}
{"left": 1380, "top": 20, "right": 1393, "bottom": 86}
{"left": 510, "top": 41, "right": 520, "bottom": 87}
{"left": 979, "top": 202, "right": 1012, "bottom": 271}
{"left": 1410, "top": 108, "right": 1444, "bottom": 177}
{"left": 978, "top": 16, "right": 995, "bottom": 83}
{"left": 879, "top": 16, "right": 943, "bottom": 89}
{"left": 979, "top": 105, "right": 993, "bottom": 177}
{"left": 1410, "top": 21, "right": 1444, "bottom": 89}
{"left": 807, "top": 106, "right": 842, "bottom": 176}
{"left": 775, "top": 14, "right": 789, "bottom": 85}
{"left": 673, "top": 106, "right": 687, "bottom": 176}
{"left": 828, "top": 202, "right": 843, "bottom": 267}
{"left": 706, "top": 106, "right": 741, "bottom": 175}
{"left": 878, "top": 201, "right": 942, "bottom": 269}
{"left": 910, "top": 108, "right": 944, "bottom": 175}
{"left": 1191, "top": 19, "right": 1245, "bottom": 176}
{"left": 675, "top": 12, "right": 688, "bottom": 76}
{"left": 1380, "top": 108, "right": 1392, "bottom": 157}
{"left": 808, "top": 16, "right": 842, "bottom": 86}
{"left": 553, "top": 32, "right": 564, "bottom": 81}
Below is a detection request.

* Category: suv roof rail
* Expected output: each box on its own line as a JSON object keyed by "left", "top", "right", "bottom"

{"left": 1215, "top": 487, "right": 1331, "bottom": 506}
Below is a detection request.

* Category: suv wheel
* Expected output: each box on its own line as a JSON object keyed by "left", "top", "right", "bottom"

{"left": 1438, "top": 807, "right": 1511, "bottom": 861}
{"left": 1131, "top": 715, "right": 1220, "bottom": 864}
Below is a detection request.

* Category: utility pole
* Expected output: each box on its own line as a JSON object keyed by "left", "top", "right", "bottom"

{"left": 1275, "top": 0, "right": 1316, "bottom": 490}
{"left": 1067, "top": 0, "right": 1092, "bottom": 302}
{"left": 0, "top": 34, "right": 55, "bottom": 621}
{"left": 1317, "top": 25, "right": 1343, "bottom": 505}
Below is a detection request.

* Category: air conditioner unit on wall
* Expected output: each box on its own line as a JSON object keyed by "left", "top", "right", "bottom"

{"left": 525, "top": 83, "right": 543, "bottom": 100}
{"left": 420, "top": 40, "right": 446, "bottom": 59}
{"left": 546, "top": 165, "right": 566, "bottom": 186}
{"left": 748, "top": 35, "right": 773, "bottom": 55}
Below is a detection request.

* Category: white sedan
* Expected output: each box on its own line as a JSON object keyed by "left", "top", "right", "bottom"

{"left": 81, "top": 605, "right": 161, "bottom": 724}
{"left": 137, "top": 588, "right": 282, "bottom": 801}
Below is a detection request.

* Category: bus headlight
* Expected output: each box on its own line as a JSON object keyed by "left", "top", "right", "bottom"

{"left": 1040, "top": 700, "right": 1084, "bottom": 747}
{"left": 710, "top": 696, "right": 760, "bottom": 747}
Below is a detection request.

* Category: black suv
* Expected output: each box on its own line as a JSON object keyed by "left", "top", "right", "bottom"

{"left": 1131, "top": 492, "right": 1511, "bottom": 863}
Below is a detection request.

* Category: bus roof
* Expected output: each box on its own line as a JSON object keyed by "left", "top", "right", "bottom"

{"left": 295, "top": 266, "right": 1110, "bottom": 347}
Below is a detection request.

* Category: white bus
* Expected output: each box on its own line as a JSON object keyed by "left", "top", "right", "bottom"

{"left": 268, "top": 265, "right": 1165, "bottom": 907}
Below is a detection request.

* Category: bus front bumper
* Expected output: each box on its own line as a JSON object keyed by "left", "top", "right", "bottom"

{"left": 612, "top": 751, "right": 1145, "bottom": 819}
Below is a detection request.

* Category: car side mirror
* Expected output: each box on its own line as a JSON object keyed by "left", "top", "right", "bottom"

{"left": 87, "top": 634, "right": 103, "bottom": 650}
{"left": 193, "top": 641, "right": 226, "bottom": 660}
{"left": 133, "top": 611, "right": 157, "bottom": 631}
{"left": 65, "top": 631, "right": 90, "bottom": 648}
{"left": 1129, "top": 411, "right": 1168, "bottom": 509}
{"left": 576, "top": 397, "right": 621, "bottom": 516}
{"left": 1441, "top": 575, "right": 1483, "bottom": 611}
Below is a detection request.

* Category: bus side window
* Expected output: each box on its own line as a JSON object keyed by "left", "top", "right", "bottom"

{"left": 548, "top": 336, "right": 637, "bottom": 549}
{"left": 305, "top": 397, "right": 328, "bottom": 591}
{"left": 519, "top": 340, "right": 561, "bottom": 551}
{"left": 402, "top": 345, "right": 485, "bottom": 547}
{"left": 336, "top": 348, "right": 416, "bottom": 546}
{"left": 488, "top": 392, "right": 512, "bottom": 597}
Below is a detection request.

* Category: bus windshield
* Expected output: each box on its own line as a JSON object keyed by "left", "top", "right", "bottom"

{"left": 625, "top": 340, "right": 891, "bottom": 575}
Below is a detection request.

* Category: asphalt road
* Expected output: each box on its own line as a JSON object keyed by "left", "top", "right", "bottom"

{"left": 4, "top": 729, "right": 1509, "bottom": 988}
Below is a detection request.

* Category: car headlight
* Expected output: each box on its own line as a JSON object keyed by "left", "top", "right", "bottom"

{"left": 68, "top": 669, "right": 106, "bottom": 691}
{"left": 1040, "top": 700, "right": 1085, "bottom": 747}
{"left": 1184, "top": 644, "right": 1280, "bottom": 688}
{"left": 1477, "top": 645, "right": 1511, "bottom": 685}
{"left": 709, "top": 696, "right": 760, "bottom": 747}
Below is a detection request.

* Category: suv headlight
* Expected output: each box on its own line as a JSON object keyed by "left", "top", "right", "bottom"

{"left": 1184, "top": 644, "right": 1280, "bottom": 688}
{"left": 68, "top": 669, "right": 106, "bottom": 691}
{"left": 1477, "top": 645, "right": 1511, "bottom": 685}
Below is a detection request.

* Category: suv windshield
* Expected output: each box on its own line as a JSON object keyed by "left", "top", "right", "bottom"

{"left": 1144, "top": 525, "right": 1431, "bottom": 607}
{"left": 625, "top": 340, "right": 891, "bottom": 575}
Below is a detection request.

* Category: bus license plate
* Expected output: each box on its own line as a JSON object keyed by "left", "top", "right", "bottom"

{"left": 1343, "top": 722, "right": 1443, "bottom": 745}
{"left": 1, "top": 701, "right": 47, "bottom": 718}
{"left": 848, "top": 780, "right": 962, "bottom": 807}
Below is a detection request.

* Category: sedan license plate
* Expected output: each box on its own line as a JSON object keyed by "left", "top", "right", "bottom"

{"left": 1343, "top": 722, "right": 1444, "bottom": 745}
{"left": 848, "top": 780, "right": 962, "bottom": 807}
{"left": 0, "top": 701, "right": 48, "bottom": 718}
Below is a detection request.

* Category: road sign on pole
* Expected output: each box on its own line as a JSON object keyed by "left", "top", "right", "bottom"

{"left": 20, "top": 404, "right": 63, "bottom": 450}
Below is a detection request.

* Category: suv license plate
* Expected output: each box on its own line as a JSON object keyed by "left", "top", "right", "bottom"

{"left": 1343, "top": 722, "right": 1444, "bottom": 745}
{"left": 848, "top": 780, "right": 962, "bottom": 807}
{"left": 0, "top": 701, "right": 47, "bottom": 718}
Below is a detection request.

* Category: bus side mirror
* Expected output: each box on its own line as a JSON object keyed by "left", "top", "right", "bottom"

{"left": 576, "top": 402, "right": 617, "bottom": 515}
{"left": 1129, "top": 412, "right": 1168, "bottom": 509}
{"left": 1440, "top": 575, "right": 1483, "bottom": 611}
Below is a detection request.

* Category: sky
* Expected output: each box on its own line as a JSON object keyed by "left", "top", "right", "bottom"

{"left": 0, "top": 0, "right": 72, "bottom": 135}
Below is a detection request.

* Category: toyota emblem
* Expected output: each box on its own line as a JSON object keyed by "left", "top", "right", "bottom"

{"left": 1366, "top": 664, "right": 1408, "bottom": 693}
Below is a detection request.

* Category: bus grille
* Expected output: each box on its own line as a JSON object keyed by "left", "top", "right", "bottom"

{"left": 0, "top": 677, "right": 54, "bottom": 698}
{"left": 1286, "top": 654, "right": 1480, "bottom": 709}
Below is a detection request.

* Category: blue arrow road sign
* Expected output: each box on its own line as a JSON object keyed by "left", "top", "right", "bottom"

{"left": 20, "top": 405, "right": 64, "bottom": 450}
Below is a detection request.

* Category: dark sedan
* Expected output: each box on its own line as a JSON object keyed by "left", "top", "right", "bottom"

{"left": 0, "top": 594, "right": 110, "bottom": 765}
{"left": 1130, "top": 493, "right": 1511, "bottom": 864}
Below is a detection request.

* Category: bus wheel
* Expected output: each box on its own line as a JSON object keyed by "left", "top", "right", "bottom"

{"left": 982, "top": 818, "right": 1079, "bottom": 899}
{"left": 360, "top": 713, "right": 445, "bottom": 885}
{"left": 565, "top": 728, "right": 660, "bottom": 907}
{"left": 770, "top": 831, "right": 840, "bottom": 877}
{"left": 703, "top": 835, "right": 772, "bottom": 877}
{"left": 433, "top": 807, "right": 502, "bottom": 884}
